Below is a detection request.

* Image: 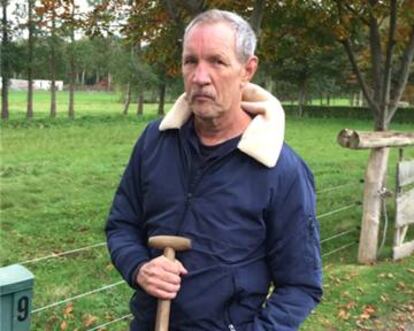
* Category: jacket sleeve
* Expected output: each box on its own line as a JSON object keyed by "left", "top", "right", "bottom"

{"left": 246, "top": 159, "right": 323, "bottom": 331}
{"left": 105, "top": 128, "right": 151, "bottom": 289}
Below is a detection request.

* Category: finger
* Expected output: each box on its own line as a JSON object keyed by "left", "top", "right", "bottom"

{"left": 158, "top": 270, "right": 182, "bottom": 285}
{"left": 241, "top": 101, "right": 266, "bottom": 115}
{"left": 175, "top": 260, "right": 188, "bottom": 275}
{"left": 154, "top": 280, "right": 181, "bottom": 294}
{"left": 159, "top": 257, "right": 183, "bottom": 275}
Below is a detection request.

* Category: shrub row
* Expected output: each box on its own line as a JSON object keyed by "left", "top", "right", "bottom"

{"left": 282, "top": 105, "right": 414, "bottom": 123}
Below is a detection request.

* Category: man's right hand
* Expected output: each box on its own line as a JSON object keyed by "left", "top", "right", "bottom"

{"left": 136, "top": 255, "right": 188, "bottom": 300}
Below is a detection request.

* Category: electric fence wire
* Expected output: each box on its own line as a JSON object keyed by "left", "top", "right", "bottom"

{"left": 86, "top": 314, "right": 133, "bottom": 331}
{"left": 322, "top": 242, "right": 357, "bottom": 257}
{"left": 316, "top": 179, "right": 363, "bottom": 194}
{"left": 18, "top": 242, "right": 106, "bottom": 265}
{"left": 31, "top": 280, "right": 125, "bottom": 314}
{"left": 320, "top": 228, "right": 357, "bottom": 244}
{"left": 317, "top": 203, "right": 359, "bottom": 219}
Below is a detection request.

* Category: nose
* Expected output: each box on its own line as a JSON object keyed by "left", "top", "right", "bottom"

{"left": 192, "top": 63, "right": 211, "bottom": 86}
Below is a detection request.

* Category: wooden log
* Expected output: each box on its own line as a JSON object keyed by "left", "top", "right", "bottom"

{"left": 396, "top": 188, "right": 414, "bottom": 227}
{"left": 398, "top": 160, "right": 414, "bottom": 187}
{"left": 393, "top": 241, "right": 414, "bottom": 260}
{"left": 338, "top": 129, "right": 414, "bottom": 149}
{"left": 358, "top": 147, "right": 390, "bottom": 264}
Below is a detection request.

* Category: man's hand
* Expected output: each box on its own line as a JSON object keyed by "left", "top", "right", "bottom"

{"left": 136, "top": 255, "right": 188, "bottom": 300}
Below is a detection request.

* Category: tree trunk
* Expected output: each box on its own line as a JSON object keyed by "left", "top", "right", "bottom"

{"left": 298, "top": 80, "right": 307, "bottom": 117}
{"left": 81, "top": 70, "right": 85, "bottom": 85}
{"left": 107, "top": 73, "right": 112, "bottom": 91}
{"left": 1, "top": 0, "right": 9, "bottom": 120}
{"left": 264, "top": 75, "right": 274, "bottom": 95}
{"left": 137, "top": 91, "right": 144, "bottom": 116}
{"left": 158, "top": 82, "right": 166, "bottom": 116}
{"left": 123, "top": 83, "right": 131, "bottom": 115}
{"left": 26, "top": 0, "right": 34, "bottom": 119}
{"left": 249, "top": 0, "right": 266, "bottom": 37}
{"left": 95, "top": 71, "right": 100, "bottom": 85}
{"left": 49, "top": 4, "right": 57, "bottom": 118}
{"left": 358, "top": 147, "right": 390, "bottom": 263}
{"left": 68, "top": 9, "right": 75, "bottom": 119}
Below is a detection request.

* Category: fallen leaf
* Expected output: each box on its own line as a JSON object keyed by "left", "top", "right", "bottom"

{"left": 359, "top": 305, "right": 376, "bottom": 320}
{"left": 63, "top": 303, "right": 73, "bottom": 318}
{"left": 346, "top": 301, "right": 357, "bottom": 309}
{"left": 397, "top": 282, "right": 406, "bottom": 290}
{"left": 338, "top": 309, "right": 350, "bottom": 320}
{"left": 83, "top": 314, "right": 98, "bottom": 327}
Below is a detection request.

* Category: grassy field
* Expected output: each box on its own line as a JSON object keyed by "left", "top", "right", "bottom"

{"left": 1, "top": 91, "right": 414, "bottom": 330}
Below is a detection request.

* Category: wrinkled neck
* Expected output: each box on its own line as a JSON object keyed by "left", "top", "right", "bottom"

{"left": 194, "top": 109, "right": 251, "bottom": 146}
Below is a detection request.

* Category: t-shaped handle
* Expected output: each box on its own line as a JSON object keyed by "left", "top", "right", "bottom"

{"left": 148, "top": 235, "right": 191, "bottom": 331}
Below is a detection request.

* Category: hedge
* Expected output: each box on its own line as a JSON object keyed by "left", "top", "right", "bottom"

{"left": 282, "top": 105, "right": 414, "bottom": 123}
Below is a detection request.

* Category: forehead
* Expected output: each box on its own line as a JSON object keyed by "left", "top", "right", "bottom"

{"left": 182, "top": 22, "right": 236, "bottom": 57}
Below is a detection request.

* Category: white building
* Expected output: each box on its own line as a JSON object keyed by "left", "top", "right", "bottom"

{"left": 0, "top": 79, "right": 64, "bottom": 91}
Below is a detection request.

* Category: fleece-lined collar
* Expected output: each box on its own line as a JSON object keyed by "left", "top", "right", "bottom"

{"left": 159, "top": 83, "right": 285, "bottom": 168}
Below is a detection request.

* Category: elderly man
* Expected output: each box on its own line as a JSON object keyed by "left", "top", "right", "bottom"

{"left": 106, "top": 9, "right": 322, "bottom": 331}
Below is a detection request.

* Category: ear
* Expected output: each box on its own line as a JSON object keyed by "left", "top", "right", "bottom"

{"left": 241, "top": 56, "right": 259, "bottom": 84}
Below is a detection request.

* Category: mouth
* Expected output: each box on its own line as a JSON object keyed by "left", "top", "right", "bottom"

{"left": 191, "top": 92, "right": 214, "bottom": 102}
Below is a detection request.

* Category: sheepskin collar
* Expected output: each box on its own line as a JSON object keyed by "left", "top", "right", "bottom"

{"left": 159, "top": 83, "right": 285, "bottom": 168}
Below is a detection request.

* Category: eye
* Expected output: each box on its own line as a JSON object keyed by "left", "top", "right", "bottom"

{"left": 212, "top": 58, "right": 225, "bottom": 66}
{"left": 183, "top": 57, "right": 197, "bottom": 65}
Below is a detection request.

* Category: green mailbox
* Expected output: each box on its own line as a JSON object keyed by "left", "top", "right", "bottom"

{"left": 0, "top": 264, "right": 34, "bottom": 331}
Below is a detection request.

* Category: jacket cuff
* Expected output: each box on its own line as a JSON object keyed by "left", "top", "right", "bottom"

{"left": 130, "top": 261, "right": 149, "bottom": 290}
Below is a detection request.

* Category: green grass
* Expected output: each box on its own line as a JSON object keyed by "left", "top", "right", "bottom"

{"left": 1, "top": 91, "right": 414, "bottom": 330}
{"left": 7, "top": 90, "right": 172, "bottom": 120}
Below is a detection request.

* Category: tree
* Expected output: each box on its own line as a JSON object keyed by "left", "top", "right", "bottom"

{"left": 109, "top": 38, "right": 157, "bottom": 115}
{"left": 1, "top": 0, "right": 10, "bottom": 120}
{"left": 37, "top": 0, "right": 65, "bottom": 118}
{"left": 325, "top": 0, "right": 414, "bottom": 130}
{"left": 26, "top": 0, "right": 35, "bottom": 118}
{"left": 66, "top": 0, "right": 76, "bottom": 118}
{"left": 312, "top": 0, "right": 414, "bottom": 263}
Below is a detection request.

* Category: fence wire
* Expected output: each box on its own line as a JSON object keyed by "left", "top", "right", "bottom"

{"left": 322, "top": 242, "right": 358, "bottom": 257}
{"left": 31, "top": 280, "right": 124, "bottom": 314}
{"left": 320, "top": 228, "right": 357, "bottom": 244}
{"left": 317, "top": 203, "right": 359, "bottom": 219}
{"left": 87, "top": 314, "right": 133, "bottom": 331}
{"left": 19, "top": 242, "right": 106, "bottom": 265}
{"left": 317, "top": 179, "right": 363, "bottom": 194}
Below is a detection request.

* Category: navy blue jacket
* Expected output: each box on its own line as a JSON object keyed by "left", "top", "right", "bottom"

{"left": 106, "top": 117, "right": 322, "bottom": 331}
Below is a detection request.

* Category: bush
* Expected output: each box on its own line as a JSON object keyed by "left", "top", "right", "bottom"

{"left": 283, "top": 105, "right": 414, "bottom": 123}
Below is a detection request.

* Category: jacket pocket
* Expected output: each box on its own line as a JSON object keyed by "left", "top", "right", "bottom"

{"left": 130, "top": 288, "right": 157, "bottom": 323}
{"left": 225, "top": 260, "right": 271, "bottom": 329}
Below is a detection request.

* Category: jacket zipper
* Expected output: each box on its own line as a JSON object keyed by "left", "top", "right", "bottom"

{"left": 224, "top": 301, "right": 237, "bottom": 331}
{"left": 176, "top": 151, "right": 232, "bottom": 235}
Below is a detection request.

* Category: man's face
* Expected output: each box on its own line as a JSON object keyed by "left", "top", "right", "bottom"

{"left": 182, "top": 22, "right": 257, "bottom": 120}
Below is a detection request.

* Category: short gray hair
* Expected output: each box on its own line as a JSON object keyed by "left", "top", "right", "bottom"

{"left": 183, "top": 9, "right": 257, "bottom": 63}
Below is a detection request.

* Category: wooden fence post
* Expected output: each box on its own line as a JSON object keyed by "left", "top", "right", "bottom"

{"left": 358, "top": 147, "right": 389, "bottom": 263}
{"left": 337, "top": 129, "right": 414, "bottom": 264}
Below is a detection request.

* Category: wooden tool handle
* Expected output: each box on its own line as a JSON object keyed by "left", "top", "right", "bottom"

{"left": 154, "top": 299, "right": 171, "bottom": 331}
{"left": 154, "top": 247, "right": 176, "bottom": 331}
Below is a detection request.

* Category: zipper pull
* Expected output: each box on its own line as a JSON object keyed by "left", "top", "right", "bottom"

{"left": 228, "top": 324, "right": 236, "bottom": 331}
